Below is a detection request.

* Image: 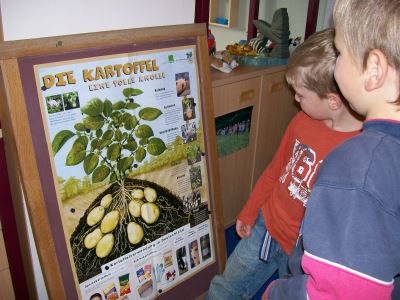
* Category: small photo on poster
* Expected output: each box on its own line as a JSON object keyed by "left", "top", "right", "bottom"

{"left": 137, "top": 279, "right": 153, "bottom": 299}
{"left": 175, "top": 72, "right": 191, "bottom": 97}
{"left": 165, "top": 268, "right": 177, "bottom": 282}
{"left": 181, "top": 122, "right": 197, "bottom": 144}
{"left": 102, "top": 282, "right": 119, "bottom": 300}
{"left": 186, "top": 143, "right": 202, "bottom": 165}
{"left": 89, "top": 293, "right": 103, "bottom": 300}
{"left": 46, "top": 94, "right": 64, "bottom": 114}
{"left": 200, "top": 233, "right": 212, "bottom": 261}
{"left": 163, "top": 250, "right": 174, "bottom": 268}
{"left": 182, "top": 189, "right": 201, "bottom": 212}
{"left": 189, "top": 165, "right": 202, "bottom": 190}
{"left": 118, "top": 273, "right": 132, "bottom": 298}
{"left": 176, "top": 246, "right": 189, "bottom": 275}
{"left": 136, "top": 264, "right": 152, "bottom": 284}
{"left": 215, "top": 106, "right": 253, "bottom": 157}
{"left": 181, "top": 97, "right": 196, "bottom": 121}
{"left": 189, "top": 239, "right": 200, "bottom": 268}
{"left": 62, "top": 91, "right": 80, "bottom": 110}
{"left": 136, "top": 263, "right": 153, "bottom": 298}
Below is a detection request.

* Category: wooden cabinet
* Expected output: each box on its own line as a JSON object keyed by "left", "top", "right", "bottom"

{"left": 211, "top": 65, "right": 298, "bottom": 227}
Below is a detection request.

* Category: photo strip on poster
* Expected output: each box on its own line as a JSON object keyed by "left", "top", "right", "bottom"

{"left": 34, "top": 46, "right": 215, "bottom": 300}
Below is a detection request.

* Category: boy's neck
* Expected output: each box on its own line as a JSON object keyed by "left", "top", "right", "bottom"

{"left": 323, "top": 109, "right": 363, "bottom": 132}
{"left": 366, "top": 102, "right": 400, "bottom": 122}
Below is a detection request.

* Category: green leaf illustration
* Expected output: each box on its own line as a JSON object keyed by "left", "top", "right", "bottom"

{"left": 112, "top": 101, "right": 126, "bottom": 110}
{"left": 73, "top": 136, "right": 88, "bottom": 149}
{"left": 139, "top": 107, "right": 162, "bottom": 121}
{"left": 109, "top": 172, "right": 117, "bottom": 183}
{"left": 81, "top": 98, "right": 104, "bottom": 116}
{"left": 147, "top": 138, "right": 167, "bottom": 156}
{"left": 102, "top": 129, "right": 114, "bottom": 140}
{"left": 114, "top": 129, "right": 123, "bottom": 141}
{"left": 123, "top": 138, "right": 137, "bottom": 151}
{"left": 92, "top": 165, "right": 110, "bottom": 183}
{"left": 103, "top": 99, "right": 113, "bottom": 117}
{"left": 123, "top": 88, "right": 143, "bottom": 98}
{"left": 83, "top": 116, "right": 105, "bottom": 130}
{"left": 107, "top": 143, "right": 121, "bottom": 161}
{"left": 90, "top": 139, "right": 98, "bottom": 150}
{"left": 83, "top": 153, "right": 99, "bottom": 175}
{"left": 96, "top": 139, "right": 112, "bottom": 150}
{"left": 55, "top": 89, "right": 163, "bottom": 186}
{"left": 125, "top": 102, "right": 141, "bottom": 110}
{"left": 52, "top": 130, "right": 75, "bottom": 155}
{"left": 135, "top": 124, "right": 154, "bottom": 138}
{"left": 74, "top": 123, "right": 85, "bottom": 131}
{"left": 66, "top": 143, "right": 86, "bottom": 166}
{"left": 117, "top": 156, "right": 134, "bottom": 172}
{"left": 135, "top": 147, "right": 146, "bottom": 162}
{"left": 95, "top": 129, "right": 103, "bottom": 139}
{"left": 123, "top": 113, "right": 138, "bottom": 130}
{"left": 139, "top": 138, "right": 149, "bottom": 146}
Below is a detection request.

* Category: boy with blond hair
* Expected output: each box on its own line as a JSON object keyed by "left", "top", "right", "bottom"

{"left": 264, "top": 0, "right": 400, "bottom": 299}
{"left": 207, "top": 28, "right": 362, "bottom": 299}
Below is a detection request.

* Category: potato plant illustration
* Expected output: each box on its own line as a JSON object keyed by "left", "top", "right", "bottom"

{"left": 52, "top": 88, "right": 189, "bottom": 282}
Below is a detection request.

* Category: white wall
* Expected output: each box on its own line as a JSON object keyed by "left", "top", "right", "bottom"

{"left": 0, "top": 1, "right": 195, "bottom": 299}
{"left": 0, "top": 0, "right": 195, "bottom": 41}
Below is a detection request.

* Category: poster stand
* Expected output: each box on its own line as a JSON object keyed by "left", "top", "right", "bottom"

{"left": 0, "top": 24, "right": 226, "bottom": 300}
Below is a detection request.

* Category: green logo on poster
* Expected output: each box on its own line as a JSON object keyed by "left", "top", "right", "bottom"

{"left": 168, "top": 54, "right": 174, "bottom": 63}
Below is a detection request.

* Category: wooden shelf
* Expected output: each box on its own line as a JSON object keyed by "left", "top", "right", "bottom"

{"left": 209, "top": 0, "right": 238, "bottom": 28}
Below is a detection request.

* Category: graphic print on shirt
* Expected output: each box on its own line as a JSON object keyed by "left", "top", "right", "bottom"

{"left": 279, "top": 139, "right": 322, "bottom": 206}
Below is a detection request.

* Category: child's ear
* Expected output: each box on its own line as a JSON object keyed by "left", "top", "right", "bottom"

{"left": 326, "top": 93, "right": 342, "bottom": 110}
{"left": 365, "top": 49, "right": 388, "bottom": 91}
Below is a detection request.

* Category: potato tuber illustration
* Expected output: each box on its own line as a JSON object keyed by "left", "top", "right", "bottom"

{"left": 127, "top": 222, "right": 144, "bottom": 245}
{"left": 84, "top": 228, "right": 103, "bottom": 249}
{"left": 144, "top": 187, "right": 157, "bottom": 202}
{"left": 70, "top": 178, "right": 190, "bottom": 283}
{"left": 141, "top": 202, "right": 160, "bottom": 224}
{"left": 131, "top": 189, "right": 144, "bottom": 200}
{"left": 87, "top": 206, "right": 105, "bottom": 226}
{"left": 128, "top": 199, "right": 143, "bottom": 218}
{"left": 100, "top": 194, "right": 113, "bottom": 209}
{"left": 100, "top": 210, "right": 120, "bottom": 233}
{"left": 96, "top": 233, "right": 114, "bottom": 258}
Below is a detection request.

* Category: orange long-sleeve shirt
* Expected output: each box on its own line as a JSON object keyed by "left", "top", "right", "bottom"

{"left": 238, "top": 111, "right": 360, "bottom": 254}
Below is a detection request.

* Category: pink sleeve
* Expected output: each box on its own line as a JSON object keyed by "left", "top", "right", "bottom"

{"left": 302, "top": 251, "right": 393, "bottom": 300}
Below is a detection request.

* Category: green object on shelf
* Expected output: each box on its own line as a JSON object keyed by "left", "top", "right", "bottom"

{"left": 236, "top": 55, "right": 288, "bottom": 66}
{"left": 253, "top": 8, "right": 290, "bottom": 59}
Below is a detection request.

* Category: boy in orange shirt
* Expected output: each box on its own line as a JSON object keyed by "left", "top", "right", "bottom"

{"left": 207, "top": 28, "right": 363, "bottom": 299}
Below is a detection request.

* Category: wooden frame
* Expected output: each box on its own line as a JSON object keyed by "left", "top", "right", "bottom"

{"left": 0, "top": 23, "right": 225, "bottom": 300}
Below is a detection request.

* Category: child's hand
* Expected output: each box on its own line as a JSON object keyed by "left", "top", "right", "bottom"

{"left": 236, "top": 219, "right": 252, "bottom": 238}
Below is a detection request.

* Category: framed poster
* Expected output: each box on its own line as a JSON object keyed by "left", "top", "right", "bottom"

{"left": 0, "top": 24, "right": 225, "bottom": 300}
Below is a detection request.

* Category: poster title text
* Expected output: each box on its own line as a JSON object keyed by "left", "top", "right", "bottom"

{"left": 41, "top": 59, "right": 159, "bottom": 89}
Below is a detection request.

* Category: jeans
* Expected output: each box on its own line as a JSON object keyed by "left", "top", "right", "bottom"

{"left": 207, "top": 212, "right": 289, "bottom": 300}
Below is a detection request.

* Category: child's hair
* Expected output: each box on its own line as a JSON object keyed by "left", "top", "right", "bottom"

{"left": 285, "top": 28, "right": 341, "bottom": 98}
{"left": 334, "top": 0, "right": 400, "bottom": 102}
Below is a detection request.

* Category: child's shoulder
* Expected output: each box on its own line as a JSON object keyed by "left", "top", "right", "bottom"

{"left": 290, "top": 110, "right": 324, "bottom": 128}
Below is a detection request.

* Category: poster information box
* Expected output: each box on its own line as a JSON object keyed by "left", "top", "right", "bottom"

{"left": 0, "top": 24, "right": 225, "bottom": 300}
